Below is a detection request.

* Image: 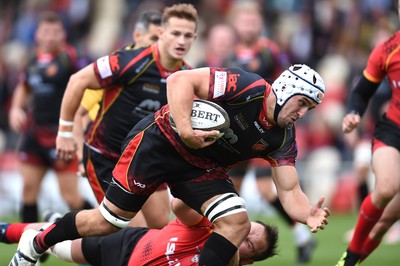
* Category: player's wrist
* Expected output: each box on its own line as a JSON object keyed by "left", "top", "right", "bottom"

{"left": 57, "top": 130, "right": 74, "bottom": 139}
{"left": 59, "top": 118, "right": 74, "bottom": 131}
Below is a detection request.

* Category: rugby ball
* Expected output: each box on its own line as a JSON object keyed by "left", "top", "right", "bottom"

{"left": 169, "top": 99, "right": 230, "bottom": 139}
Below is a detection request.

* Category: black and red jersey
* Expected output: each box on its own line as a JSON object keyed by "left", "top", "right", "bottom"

{"left": 22, "top": 44, "right": 77, "bottom": 126}
{"left": 363, "top": 30, "right": 400, "bottom": 127}
{"left": 155, "top": 67, "right": 297, "bottom": 170}
{"left": 85, "top": 43, "right": 191, "bottom": 160}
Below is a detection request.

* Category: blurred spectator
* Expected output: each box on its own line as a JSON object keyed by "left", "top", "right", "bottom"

{"left": 196, "top": 23, "right": 236, "bottom": 68}
{"left": 8, "top": 11, "right": 93, "bottom": 223}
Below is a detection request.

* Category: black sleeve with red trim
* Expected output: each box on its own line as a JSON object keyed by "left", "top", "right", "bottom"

{"left": 348, "top": 75, "right": 380, "bottom": 116}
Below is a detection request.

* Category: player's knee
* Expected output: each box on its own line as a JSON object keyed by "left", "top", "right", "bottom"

{"left": 375, "top": 186, "right": 397, "bottom": 205}
{"left": 204, "top": 193, "right": 250, "bottom": 245}
{"left": 98, "top": 200, "right": 131, "bottom": 229}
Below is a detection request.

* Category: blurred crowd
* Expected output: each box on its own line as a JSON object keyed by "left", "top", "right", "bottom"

{"left": 0, "top": 0, "right": 398, "bottom": 211}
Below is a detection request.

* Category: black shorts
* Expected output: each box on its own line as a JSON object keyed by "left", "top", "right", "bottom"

{"left": 19, "top": 128, "right": 77, "bottom": 172}
{"left": 106, "top": 115, "right": 238, "bottom": 214}
{"left": 82, "top": 227, "right": 149, "bottom": 266}
{"left": 373, "top": 114, "right": 400, "bottom": 152}
{"left": 83, "top": 144, "right": 116, "bottom": 203}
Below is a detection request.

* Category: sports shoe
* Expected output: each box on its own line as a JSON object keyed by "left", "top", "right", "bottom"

{"left": 1, "top": 222, "right": 10, "bottom": 243}
{"left": 335, "top": 249, "right": 360, "bottom": 266}
{"left": 9, "top": 229, "right": 41, "bottom": 266}
{"left": 42, "top": 210, "right": 62, "bottom": 223}
{"left": 297, "top": 238, "right": 316, "bottom": 263}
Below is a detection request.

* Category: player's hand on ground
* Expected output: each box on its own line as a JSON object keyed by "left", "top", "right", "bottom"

{"left": 56, "top": 136, "right": 77, "bottom": 161}
{"left": 342, "top": 113, "right": 361, "bottom": 133}
{"left": 180, "top": 129, "right": 220, "bottom": 149}
{"left": 9, "top": 107, "right": 27, "bottom": 132}
{"left": 306, "top": 196, "right": 330, "bottom": 233}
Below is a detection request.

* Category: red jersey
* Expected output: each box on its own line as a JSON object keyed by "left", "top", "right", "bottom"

{"left": 363, "top": 30, "right": 400, "bottom": 126}
{"left": 128, "top": 217, "right": 212, "bottom": 265}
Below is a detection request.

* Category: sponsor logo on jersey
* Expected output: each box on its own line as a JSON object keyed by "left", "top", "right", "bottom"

{"left": 142, "top": 83, "right": 160, "bottom": 94}
{"left": 135, "top": 58, "right": 150, "bottom": 73}
{"left": 252, "top": 139, "right": 269, "bottom": 151}
{"left": 191, "top": 255, "right": 200, "bottom": 263}
{"left": 254, "top": 121, "right": 265, "bottom": 133}
{"left": 214, "top": 71, "right": 227, "bottom": 98}
{"left": 234, "top": 113, "right": 249, "bottom": 130}
{"left": 133, "top": 180, "right": 146, "bottom": 188}
{"left": 46, "top": 63, "right": 58, "bottom": 76}
{"left": 227, "top": 73, "right": 240, "bottom": 92}
{"left": 97, "top": 55, "right": 112, "bottom": 78}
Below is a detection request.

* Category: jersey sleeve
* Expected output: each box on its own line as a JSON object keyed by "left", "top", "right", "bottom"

{"left": 207, "top": 67, "right": 266, "bottom": 102}
{"left": 363, "top": 42, "right": 387, "bottom": 83}
{"left": 92, "top": 48, "right": 148, "bottom": 88}
{"left": 265, "top": 128, "right": 297, "bottom": 167}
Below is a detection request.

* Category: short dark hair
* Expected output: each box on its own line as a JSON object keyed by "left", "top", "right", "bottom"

{"left": 253, "top": 220, "right": 279, "bottom": 261}
{"left": 135, "top": 10, "right": 162, "bottom": 32}
{"left": 38, "top": 11, "right": 63, "bottom": 25}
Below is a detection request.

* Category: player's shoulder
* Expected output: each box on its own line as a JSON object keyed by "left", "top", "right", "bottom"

{"left": 374, "top": 30, "right": 400, "bottom": 55}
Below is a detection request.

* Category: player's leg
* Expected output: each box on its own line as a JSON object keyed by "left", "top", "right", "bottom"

{"left": 337, "top": 145, "right": 400, "bottom": 265}
{"left": 55, "top": 170, "right": 93, "bottom": 211}
{"left": 19, "top": 162, "right": 47, "bottom": 222}
{"left": 360, "top": 192, "right": 400, "bottom": 261}
{"left": 228, "top": 162, "right": 249, "bottom": 194}
{"left": 140, "top": 185, "right": 171, "bottom": 228}
{"left": 172, "top": 178, "right": 250, "bottom": 266}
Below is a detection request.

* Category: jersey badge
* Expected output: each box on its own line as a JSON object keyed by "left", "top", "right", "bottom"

{"left": 213, "top": 71, "right": 227, "bottom": 98}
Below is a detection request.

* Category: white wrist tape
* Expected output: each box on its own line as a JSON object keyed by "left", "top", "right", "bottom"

{"left": 57, "top": 131, "right": 74, "bottom": 139}
{"left": 59, "top": 118, "right": 74, "bottom": 127}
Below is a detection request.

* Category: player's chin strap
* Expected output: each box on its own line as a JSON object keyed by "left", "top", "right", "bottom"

{"left": 99, "top": 200, "right": 131, "bottom": 229}
{"left": 204, "top": 193, "right": 247, "bottom": 223}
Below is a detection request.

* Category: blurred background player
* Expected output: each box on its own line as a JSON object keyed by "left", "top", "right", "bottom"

{"left": 56, "top": 4, "right": 198, "bottom": 229}
{"left": 73, "top": 9, "right": 164, "bottom": 227}
{"left": 337, "top": 0, "right": 400, "bottom": 264}
{"left": 221, "top": 1, "right": 316, "bottom": 263}
{"left": 8, "top": 11, "right": 93, "bottom": 224}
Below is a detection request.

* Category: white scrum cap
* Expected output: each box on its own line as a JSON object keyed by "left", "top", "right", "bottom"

{"left": 272, "top": 64, "right": 325, "bottom": 106}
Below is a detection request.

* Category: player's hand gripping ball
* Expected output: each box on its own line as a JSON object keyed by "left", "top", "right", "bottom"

{"left": 170, "top": 99, "right": 230, "bottom": 139}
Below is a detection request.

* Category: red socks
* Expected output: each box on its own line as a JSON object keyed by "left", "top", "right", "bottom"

{"left": 5, "top": 223, "right": 29, "bottom": 243}
{"left": 360, "top": 236, "right": 381, "bottom": 261}
{"left": 349, "top": 194, "right": 384, "bottom": 253}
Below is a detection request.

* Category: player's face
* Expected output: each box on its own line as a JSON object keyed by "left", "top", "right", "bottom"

{"left": 238, "top": 222, "right": 268, "bottom": 263}
{"left": 159, "top": 17, "right": 197, "bottom": 61}
{"left": 277, "top": 95, "right": 317, "bottom": 128}
{"left": 35, "top": 22, "right": 65, "bottom": 53}
{"left": 233, "top": 11, "right": 263, "bottom": 45}
{"left": 134, "top": 23, "right": 160, "bottom": 48}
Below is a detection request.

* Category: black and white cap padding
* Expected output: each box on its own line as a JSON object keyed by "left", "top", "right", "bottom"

{"left": 272, "top": 64, "right": 325, "bottom": 106}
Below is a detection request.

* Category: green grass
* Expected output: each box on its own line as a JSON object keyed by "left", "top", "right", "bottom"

{"left": 1, "top": 213, "right": 399, "bottom": 265}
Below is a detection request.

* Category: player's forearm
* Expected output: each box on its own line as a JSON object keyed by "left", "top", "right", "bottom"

{"left": 278, "top": 188, "right": 312, "bottom": 224}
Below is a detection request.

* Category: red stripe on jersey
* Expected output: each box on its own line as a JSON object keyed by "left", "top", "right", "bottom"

{"left": 113, "top": 131, "right": 145, "bottom": 191}
{"left": 225, "top": 79, "right": 267, "bottom": 101}
{"left": 120, "top": 46, "right": 153, "bottom": 77}
{"left": 85, "top": 155, "right": 105, "bottom": 203}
